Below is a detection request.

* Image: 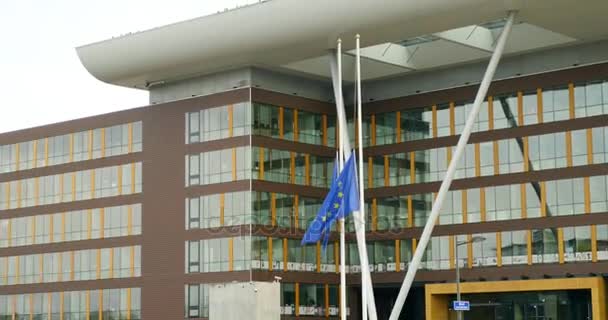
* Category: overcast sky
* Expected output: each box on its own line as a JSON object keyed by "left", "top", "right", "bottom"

{"left": 0, "top": 0, "right": 259, "bottom": 134}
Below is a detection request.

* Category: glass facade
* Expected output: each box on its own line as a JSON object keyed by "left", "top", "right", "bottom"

{"left": 0, "top": 288, "right": 141, "bottom": 320}
{"left": 0, "top": 122, "right": 142, "bottom": 174}
{"left": 0, "top": 162, "right": 142, "bottom": 210}
{"left": 0, "top": 245, "right": 141, "bottom": 285}
{"left": 0, "top": 203, "right": 141, "bottom": 248}
{"left": 179, "top": 77, "right": 608, "bottom": 318}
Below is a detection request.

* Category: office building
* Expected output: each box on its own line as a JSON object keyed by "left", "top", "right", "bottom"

{"left": 2, "top": 0, "right": 608, "bottom": 319}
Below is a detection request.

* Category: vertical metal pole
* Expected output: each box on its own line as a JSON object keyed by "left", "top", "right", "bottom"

{"left": 356, "top": 34, "right": 368, "bottom": 320}
{"left": 388, "top": 11, "right": 517, "bottom": 320}
{"left": 337, "top": 39, "right": 347, "bottom": 320}
{"left": 456, "top": 240, "right": 462, "bottom": 320}
{"left": 329, "top": 44, "right": 378, "bottom": 320}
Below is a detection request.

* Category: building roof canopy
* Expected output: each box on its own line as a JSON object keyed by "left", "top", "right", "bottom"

{"left": 76, "top": 0, "right": 608, "bottom": 89}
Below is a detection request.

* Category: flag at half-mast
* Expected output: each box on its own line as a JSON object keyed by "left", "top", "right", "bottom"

{"left": 301, "top": 152, "right": 359, "bottom": 247}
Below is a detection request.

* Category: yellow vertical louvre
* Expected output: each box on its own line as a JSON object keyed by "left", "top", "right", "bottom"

{"left": 130, "top": 163, "right": 136, "bottom": 194}
{"left": 305, "top": 154, "right": 311, "bottom": 186}
{"left": 268, "top": 237, "right": 273, "bottom": 272}
{"left": 407, "top": 195, "right": 413, "bottom": 228}
{"left": 29, "top": 294, "right": 34, "bottom": 320}
{"left": 558, "top": 228, "right": 565, "bottom": 264}
{"left": 100, "top": 128, "right": 106, "bottom": 157}
{"left": 449, "top": 236, "right": 455, "bottom": 269}
{"left": 271, "top": 193, "right": 276, "bottom": 227}
{"left": 87, "top": 209, "right": 93, "bottom": 239}
{"left": 6, "top": 217, "right": 12, "bottom": 247}
{"left": 322, "top": 114, "right": 328, "bottom": 146}
{"left": 523, "top": 137, "right": 529, "bottom": 171}
{"left": 293, "top": 110, "right": 299, "bottom": 142}
{"left": 295, "top": 283, "right": 300, "bottom": 317}
{"left": 96, "top": 249, "right": 101, "bottom": 279}
{"left": 565, "top": 131, "right": 573, "bottom": 167}
{"left": 367, "top": 157, "right": 373, "bottom": 188}
{"left": 568, "top": 83, "right": 575, "bottom": 119}
{"left": 126, "top": 288, "right": 132, "bottom": 320}
{"left": 537, "top": 88, "right": 544, "bottom": 123}
{"left": 527, "top": 230, "right": 533, "bottom": 265}
{"left": 34, "top": 178, "right": 39, "bottom": 206}
{"left": 384, "top": 155, "right": 389, "bottom": 187}
{"left": 44, "top": 138, "right": 49, "bottom": 166}
{"left": 283, "top": 238, "right": 288, "bottom": 272}
{"left": 118, "top": 165, "right": 123, "bottom": 195}
{"left": 487, "top": 96, "right": 494, "bottom": 130}
{"left": 127, "top": 206, "right": 133, "bottom": 235}
{"left": 396, "top": 111, "right": 401, "bottom": 143}
{"left": 99, "top": 208, "right": 105, "bottom": 238}
{"left": 58, "top": 253, "right": 63, "bottom": 282}
{"left": 467, "top": 235, "right": 473, "bottom": 269}
{"left": 59, "top": 292, "right": 64, "bottom": 320}
{"left": 334, "top": 240, "right": 339, "bottom": 274}
{"left": 496, "top": 232, "right": 502, "bottom": 267}
{"left": 61, "top": 212, "right": 66, "bottom": 242}
{"left": 259, "top": 148, "right": 265, "bottom": 180}
{"left": 69, "top": 133, "right": 74, "bottom": 163}
{"left": 432, "top": 105, "right": 438, "bottom": 138}
{"left": 98, "top": 289, "right": 103, "bottom": 320}
{"left": 59, "top": 173, "right": 64, "bottom": 202}
{"left": 294, "top": 195, "right": 299, "bottom": 229}
{"left": 228, "top": 104, "right": 234, "bottom": 137}
{"left": 474, "top": 143, "right": 481, "bottom": 177}
{"left": 85, "top": 291, "right": 90, "bottom": 320}
{"left": 325, "top": 284, "right": 330, "bottom": 317}
{"left": 279, "top": 107, "right": 284, "bottom": 138}
{"left": 449, "top": 102, "right": 455, "bottom": 136}
{"left": 591, "top": 225, "right": 598, "bottom": 262}
{"left": 371, "top": 114, "right": 376, "bottom": 146}
{"left": 520, "top": 184, "right": 527, "bottom": 219}
{"left": 517, "top": 91, "right": 524, "bottom": 126}
{"left": 47, "top": 292, "right": 52, "bottom": 320}
{"left": 290, "top": 152, "right": 295, "bottom": 184}
{"left": 228, "top": 238, "right": 234, "bottom": 271}
{"left": 16, "top": 180, "right": 22, "bottom": 209}
{"left": 587, "top": 128, "right": 593, "bottom": 164}
{"left": 410, "top": 151, "right": 416, "bottom": 184}
{"left": 395, "top": 239, "right": 401, "bottom": 272}
{"left": 33, "top": 140, "right": 38, "bottom": 169}
{"left": 128, "top": 123, "right": 133, "bottom": 153}
{"left": 49, "top": 214, "right": 54, "bottom": 243}
{"left": 70, "top": 251, "right": 75, "bottom": 281}
{"left": 540, "top": 182, "right": 547, "bottom": 217}
{"left": 372, "top": 198, "right": 378, "bottom": 231}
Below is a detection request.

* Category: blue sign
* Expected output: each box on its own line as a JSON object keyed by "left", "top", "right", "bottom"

{"left": 453, "top": 301, "right": 470, "bottom": 311}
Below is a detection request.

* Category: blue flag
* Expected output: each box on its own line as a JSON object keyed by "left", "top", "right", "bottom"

{"left": 301, "top": 152, "right": 360, "bottom": 247}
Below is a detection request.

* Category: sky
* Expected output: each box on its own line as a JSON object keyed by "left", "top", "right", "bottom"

{"left": 0, "top": 0, "right": 260, "bottom": 134}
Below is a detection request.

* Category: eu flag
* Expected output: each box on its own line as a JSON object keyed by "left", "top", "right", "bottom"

{"left": 301, "top": 152, "right": 360, "bottom": 246}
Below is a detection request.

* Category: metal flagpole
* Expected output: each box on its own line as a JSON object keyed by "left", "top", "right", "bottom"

{"left": 337, "top": 39, "right": 347, "bottom": 320}
{"left": 388, "top": 11, "right": 517, "bottom": 320}
{"left": 329, "top": 43, "right": 378, "bottom": 320}
{"left": 355, "top": 34, "right": 368, "bottom": 320}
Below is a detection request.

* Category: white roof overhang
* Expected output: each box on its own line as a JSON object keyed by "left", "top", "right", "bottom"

{"left": 76, "top": 0, "right": 608, "bottom": 89}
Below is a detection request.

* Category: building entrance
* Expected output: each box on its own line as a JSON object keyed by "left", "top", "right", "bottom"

{"left": 446, "top": 290, "right": 592, "bottom": 320}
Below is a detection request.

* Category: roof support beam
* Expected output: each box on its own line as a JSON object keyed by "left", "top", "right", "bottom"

{"left": 346, "top": 43, "right": 418, "bottom": 70}
{"left": 434, "top": 25, "right": 495, "bottom": 53}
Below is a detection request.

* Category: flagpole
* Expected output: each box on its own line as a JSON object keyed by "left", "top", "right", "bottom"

{"left": 355, "top": 34, "right": 368, "bottom": 320}
{"left": 337, "top": 38, "right": 347, "bottom": 320}
{"left": 388, "top": 11, "right": 517, "bottom": 320}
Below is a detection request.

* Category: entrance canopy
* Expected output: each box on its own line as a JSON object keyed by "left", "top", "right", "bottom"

{"left": 76, "top": 0, "right": 608, "bottom": 89}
